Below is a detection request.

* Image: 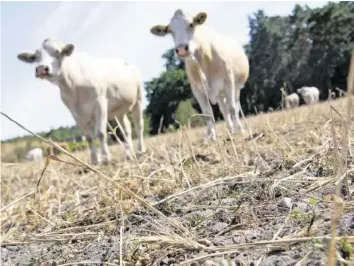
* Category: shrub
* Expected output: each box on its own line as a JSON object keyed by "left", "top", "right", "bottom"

{"left": 175, "top": 99, "right": 204, "bottom": 128}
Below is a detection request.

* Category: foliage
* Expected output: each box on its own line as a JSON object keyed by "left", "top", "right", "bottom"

{"left": 67, "top": 141, "right": 89, "bottom": 152}
{"left": 175, "top": 99, "right": 205, "bottom": 128}
{"left": 241, "top": 2, "right": 354, "bottom": 113}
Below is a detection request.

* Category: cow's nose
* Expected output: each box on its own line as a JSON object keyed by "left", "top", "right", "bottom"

{"left": 35, "top": 65, "right": 49, "bottom": 77}
{"left": 175, "top": 44, "right": 189, "bottom": 57}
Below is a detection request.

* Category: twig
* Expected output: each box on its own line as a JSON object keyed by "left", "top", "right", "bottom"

{"left": 0, "top": 111, "right": 190, "bottom": 238}
{"left": 180, "top": 236, "right": 354, "bottom": 264}
{"left": 154, "top": 171, "right": 254, "bottom": 206}
{"left": 0, "top": 190, "right": 35, "bottom": 212}
{"left": 215, "top": 223, "right": 247, "bottom": 237}
{"left": 340, "top": 47, "right": 354, "bottom": 199}
{"left": 25, "top": 207, "right": 56, "bottom": 227}
{"left": 58, "top": 262, "right": 119, "bottom": 266}
{"left": 114, "top": 116, "right": 143, "bottom": 176}
{"left": 325, "top": 194, "right": 345, "bottom": 266}
{"left": 255, "top": 204, "right": 293, "bottom": 266}
{"left": 158, "top": 115, "right": 164, "bottom": 135}
{"left": 294, "top": 251, "right": 314, "bottom": 266}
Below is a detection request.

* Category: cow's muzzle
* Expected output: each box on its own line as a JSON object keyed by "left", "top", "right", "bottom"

{"left": 35, "top": 65, "right": 49, "bottom": 78}
{"left": 175, "top": 44, "right": 190, "bottom": 58}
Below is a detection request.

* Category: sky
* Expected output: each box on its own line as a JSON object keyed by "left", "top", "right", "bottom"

{"left": 0, "top": 1, "right": 330, "bottom": 141}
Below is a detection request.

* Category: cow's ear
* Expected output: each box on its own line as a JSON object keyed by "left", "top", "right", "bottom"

{"left": 61, "top": 44, "right": 75, "bottom": 56}
{"left": 150, "top": 25, "right": 169, "bottom": 37}
{"left": 193, "top": 12, "right": 207, "bottom": 25}
{"left": 17, "top": 52, "right": 36, "bottom": 63}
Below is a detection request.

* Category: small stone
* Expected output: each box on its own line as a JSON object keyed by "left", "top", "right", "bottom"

{"left": 1, "top": 248, "right": 8, "bottom": 261}
{"left": 209, "top": 222, "right": 228, "bottom": 234}
{"left": 295, "top": 202, "right": 309, "bottom": 212}
{"left": 260, "top": 255, "right": 296, "bottom": 266}
{"left": 278, "top": 197, "right": 292, "bottom": 209}
{"left": 160, "top": 258, "right": 168, "bottom": 265}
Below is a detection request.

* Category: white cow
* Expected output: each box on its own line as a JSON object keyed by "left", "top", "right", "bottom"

{"left": 17, "top": 38, "right": 146, "bottom": 165}
{"left": 25, "top": 148, "right": 43, "bottom": 161}
{"left": 150, "top": 9, "right": 249, "bottom": 140}
{"left": 285, "top": 93, "right": 300, "bottom": 109}
{"left": 296, "top": 86, "right": 320, "bottom": 105}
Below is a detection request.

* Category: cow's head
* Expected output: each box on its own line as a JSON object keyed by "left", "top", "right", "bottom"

{"left": 150, "top": 9, "right": 207, "bottom": 58}
{"left": 17, "top": 38, "right": 74, "bottom": 82}
{"left": 296, "top": 87, "right": 309, "bottom": 95}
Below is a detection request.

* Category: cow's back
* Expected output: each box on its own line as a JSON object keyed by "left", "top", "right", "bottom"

{"left": 217, "top": 36, "right": 248, "bottom": 85}
{"left": 193, "top": 27, "right": 249, "bottom": 87}
{"left": 59, "top": 53, "right": 142, "bottom": 118}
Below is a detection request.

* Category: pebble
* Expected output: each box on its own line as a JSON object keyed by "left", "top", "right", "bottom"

{"left": 278, "top": 197, "right": 292, "bottom": 209}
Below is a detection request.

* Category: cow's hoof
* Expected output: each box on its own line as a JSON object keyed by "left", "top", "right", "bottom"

{"left": 138, "top": 147, "right": 147, "bottom": 154}
{"left": 101, "top": 160, "right": 110, "bottom": 166}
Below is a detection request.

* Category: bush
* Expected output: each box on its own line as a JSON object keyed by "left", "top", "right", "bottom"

{"left": 67, "top": 141, "right": 90, "bottom": 152}
{"left": 175, "top": 99, "right": 205, "bottom": 128}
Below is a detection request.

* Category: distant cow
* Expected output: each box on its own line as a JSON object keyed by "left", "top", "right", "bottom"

{"left": 328, "top": 89, "right": 336, "bottom": 100}
{"left": 334, "top": 87, "right": 346, "bottom": 97}
{"left": 17, "top": 38, "right": 146, "bottom": 165}
{"left": 150, "top": 9, "right": 249, "bottom": 140}
{"left": 296, "top": 86, "right": 320, "bottom": 105}
{"left": 25, "top": 148, "right": 43, "bottom": 161}
{"left": 285, "top": 93, "right": 300, "bottom": 109}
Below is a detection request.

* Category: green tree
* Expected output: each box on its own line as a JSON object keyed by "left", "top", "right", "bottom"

{"left": 175, "top": 99, "right": 204, "bottom": 128}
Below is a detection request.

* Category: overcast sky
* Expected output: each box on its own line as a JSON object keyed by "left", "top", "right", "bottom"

{"left": 0, "top": 1, "right": 330, "bottom": 140}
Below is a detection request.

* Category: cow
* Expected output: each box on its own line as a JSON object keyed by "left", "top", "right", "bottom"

{"left": 25, "top": 147, "right": 43, "bottom": 161}
{"left": 285, "top": 93, "right": 300, "bottom": 109}
{"left": 150, "top": 9, "right": 249, "bottom": 141}
{"left": 334, "top": 87, "right": 346, "bottom": 98}
{"left": 17, "top": 38, "right": 146, "bottom": 165}
{"left": 328, "top": 89, "right": 336, "bottom": 100}
{"left": 296, "top": 86, "right": 320, "bottom": 105}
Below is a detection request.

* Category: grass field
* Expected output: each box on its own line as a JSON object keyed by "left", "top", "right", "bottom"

{"left": 1, "top": 97, "right": 353, "bottom": 266}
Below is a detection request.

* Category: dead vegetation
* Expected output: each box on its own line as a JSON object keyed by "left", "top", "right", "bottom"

{"left": 1, "top": 96, "right": 354, "bottom": 265}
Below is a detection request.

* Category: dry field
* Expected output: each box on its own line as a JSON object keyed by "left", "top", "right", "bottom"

{"left": 1, "top": 97, "right": 354, "bottom": 266}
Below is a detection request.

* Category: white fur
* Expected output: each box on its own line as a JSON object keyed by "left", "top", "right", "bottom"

{"left": 285, "top": 93, "right": 300, "bottom": 109}
{"left": 17, "top": 39, "right": 146, "bottom": 165}
{"left": 25, "top": 148, "right": 43, "bottom": 161}
{"left": 296, "top": 86, "right": 320, "bottom": 105}
{"left": 151, "top": 9, "right": 249, "bottom": 140}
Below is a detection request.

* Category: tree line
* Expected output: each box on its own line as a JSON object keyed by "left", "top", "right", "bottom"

{"left": 2, "top": 2, "right": 353, "bottom": 144}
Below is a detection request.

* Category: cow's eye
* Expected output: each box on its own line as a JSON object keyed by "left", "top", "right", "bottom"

{"left": 189, "top": 23, "right": 194, "bottom": 28}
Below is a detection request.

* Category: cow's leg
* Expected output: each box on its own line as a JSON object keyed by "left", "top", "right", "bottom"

{"left": 217, "top": 95, "right": 233, "bottom": 134}
{"left": 119, "top": 114, "right": 134, "bottom": 160}
{"left": 95, "top": 97, "right": 111, "bottom": 165}
{"left": 235, "top": 89, "right": 245, "bottom": 133}
{"left": 79, "top": 123, "right": 99, "bottom": 165}
{"left": 131, "top": 97, "right": 146, "bottom": 154}
{"left": 192, "top": 87, "right": 216, "bottom": 141}
{"left": 224, "top": 77, "right": 245, "bottom": 134}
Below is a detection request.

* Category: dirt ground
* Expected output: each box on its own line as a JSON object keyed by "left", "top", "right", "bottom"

{"left": 1, "top": 98, "right": 354, "bottom": 266}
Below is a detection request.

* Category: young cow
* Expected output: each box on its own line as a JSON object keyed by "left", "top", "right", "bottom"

{"left": 285, "top": 93, "right": 300, "bottom": 109}
{"left": 150, "top": 9, "right": 249, "bottom": 140}
{"left": 25, "top": 147, "right": 43, "bottom": 161}
{"left": 296, "top": 86, "right": 320, "bottom": 105}
{"left": 17, "top": 38, "right": 145, "bottom": 165}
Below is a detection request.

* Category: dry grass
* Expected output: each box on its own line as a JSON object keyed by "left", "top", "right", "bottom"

{"left": 1, "top": 97, "right": 354, "bottom": 265}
